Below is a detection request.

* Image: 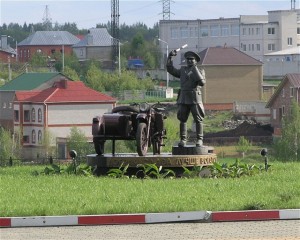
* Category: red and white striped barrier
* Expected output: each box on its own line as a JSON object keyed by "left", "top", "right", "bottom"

{"left": 0, "top": 209, "right": 299, "bottom": 228}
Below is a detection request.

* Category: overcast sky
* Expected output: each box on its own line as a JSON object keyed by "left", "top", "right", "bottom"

{"left": 0, "top": 0, "right": 297, "bottom": 29}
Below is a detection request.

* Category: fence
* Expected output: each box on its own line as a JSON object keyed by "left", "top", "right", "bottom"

{"left": 0, "top": 156, "right": 87, "bottom": 167}
{"left": 105, "top": 90, "right": 170, "bottom": 101}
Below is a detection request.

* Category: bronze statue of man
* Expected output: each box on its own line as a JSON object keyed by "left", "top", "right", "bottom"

{"left": 166, "top": 50, "right": 205, "bottom": 147}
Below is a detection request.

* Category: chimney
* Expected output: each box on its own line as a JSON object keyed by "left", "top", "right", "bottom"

{"left": 87, "top": 35, "right": 93, "bottom": 45}
{"left": 60, "top": 78, "right": 68, "bottom": 89}
{"left": 1, "top": 35, "right": 8, "bottom": 49}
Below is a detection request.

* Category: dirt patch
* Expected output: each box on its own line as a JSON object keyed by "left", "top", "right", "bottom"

{"left": 205, "top": 121, "right": 273, "bottom": 138}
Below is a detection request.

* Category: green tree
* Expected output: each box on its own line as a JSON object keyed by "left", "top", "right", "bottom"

{"left": 0, "top": 128, "right": 20, "bottom": 165}
{"left": 42, "top": 128, "right": 55, "bottom": 160}
{"left": 236, "top": 136, "right": 252, "bottom": 158}
{"left": 63, "top": 66, "right": 79, "bottom": 80}
{"left": 67, "top": 127, "right": 92, "bottom": 161}
{"left": 29, "top": 52, "right": 47, "bottom": 67}
{"left": 85, "top": 63, "right": 105, "bottom": 92}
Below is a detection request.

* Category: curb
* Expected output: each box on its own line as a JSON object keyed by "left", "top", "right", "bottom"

{"left": 0, "top": 209, "right": 299, "bottom": 228}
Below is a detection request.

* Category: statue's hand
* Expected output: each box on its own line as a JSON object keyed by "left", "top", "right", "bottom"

{"left": 168, "top": 50, "right": 177, "bottom": 58}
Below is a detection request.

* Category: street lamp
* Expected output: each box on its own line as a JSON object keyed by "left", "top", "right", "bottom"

{"left": 158, "top": 38, "right": 169, "bottom": 88}
{"left": 7, "top": 36, "right": 18, "bottom": 62}
{"left": 112, "top": 37, "right": 127, "bottom": 75}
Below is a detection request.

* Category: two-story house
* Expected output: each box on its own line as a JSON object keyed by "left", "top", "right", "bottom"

{"left": 17, "top": 31, "right": 80, "bottom": 63}
{"left": 72, "top": 28, "right": 113, "bottom": 68}
{"left": 266, "top": 73, "right": 300, "bottom": 136}
{"left": 13, "top": 79, "right": 116, "bottom": 160}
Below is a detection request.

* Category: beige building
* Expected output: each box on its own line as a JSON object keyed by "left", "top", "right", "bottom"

{"left": 159, "top": 9, "right": 300, "bottom": 77}
{"left": 198, "top": 47, "right": 263, "bottom": 104}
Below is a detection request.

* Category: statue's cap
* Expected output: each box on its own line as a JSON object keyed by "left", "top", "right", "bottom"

{"left": 184, "top": 51, "right": 201, "bottom": 62}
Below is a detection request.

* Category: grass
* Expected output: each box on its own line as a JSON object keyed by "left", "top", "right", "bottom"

{"left": 0, "top": 161, "right": 299, "bottom": 217}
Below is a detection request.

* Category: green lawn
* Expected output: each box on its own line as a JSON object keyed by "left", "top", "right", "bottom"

{"left": 0, "top": 161, "right": 299, "bottom": 217}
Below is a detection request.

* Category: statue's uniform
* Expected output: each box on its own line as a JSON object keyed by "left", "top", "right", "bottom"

{"left": 166, "top": 52, "right": 206, "bottom": 146}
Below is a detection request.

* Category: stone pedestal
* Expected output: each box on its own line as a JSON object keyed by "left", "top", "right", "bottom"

{"left": 172, "top": 142, "right": 214, "bottom": 155}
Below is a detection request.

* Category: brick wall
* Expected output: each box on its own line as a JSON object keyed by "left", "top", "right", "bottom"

{"left": 203, "top": 65, "right": 262, "bottom": 104}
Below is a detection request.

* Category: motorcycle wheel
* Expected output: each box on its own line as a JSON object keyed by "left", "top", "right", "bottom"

{"left": 136, "top": 122, "right": 148, "bottom": 156}
{"left": 93, "top": 139, "right": 105, "bottom": 155}
{"left": 152, "top": 137, "right": 162, "bottom": 155}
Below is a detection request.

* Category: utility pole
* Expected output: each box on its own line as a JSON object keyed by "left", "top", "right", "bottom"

{"left": 291, "top": 0, "right": 296, "bottom": 10}
{"left": 111, "top": 0, "right": 120, "bottom": 69}
{"left": 160, "top": 0, "right": 173, "bottom": 20}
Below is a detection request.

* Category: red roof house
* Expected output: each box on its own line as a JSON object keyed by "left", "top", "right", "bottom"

{"left": 266, "top": 73, "right": 300, "bottom": 136}
{"left": 13, "top": 79, "right": 116, "bottom": 160}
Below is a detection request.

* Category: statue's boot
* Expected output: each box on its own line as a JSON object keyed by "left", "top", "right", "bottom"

{"left": 195, "top": 122, "right": 204, "bottom": 147}
{"left": 178, "top": 122, "right": 187, "bottom": 147}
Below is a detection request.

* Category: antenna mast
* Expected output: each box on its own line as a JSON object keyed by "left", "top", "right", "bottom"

{"left": 42, "top": 5, "right": 52, "bottom": 30}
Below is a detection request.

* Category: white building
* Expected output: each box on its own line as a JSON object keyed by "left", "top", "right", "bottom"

{"left": 158, "top": 9, "right": 300, "bottom": 77}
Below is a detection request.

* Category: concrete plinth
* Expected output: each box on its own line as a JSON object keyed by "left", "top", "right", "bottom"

{"left": 87, "top": 152, "right": 217, "bottom": 169}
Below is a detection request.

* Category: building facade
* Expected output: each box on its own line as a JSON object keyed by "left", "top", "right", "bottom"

{"left": 266, "top": 73, "right": 300, "bottom": 136}
{"left": 72, "top": 28, "right": 113, "bottom": 68}
{"left": 197, "top": 47, "right": 263, "bottom": 104}
{"left": 13, "top": 79, "right": 116, "bottom": 159}
{"left": 17, "top": 31, "right": 80, "bottom": 63}
{"left": 159, "top": 9, "right": 300, "bottom": 77}
{"left": 0, "top": 35, "right": 17, "bottom": 63}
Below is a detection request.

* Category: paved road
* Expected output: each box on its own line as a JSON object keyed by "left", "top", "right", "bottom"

{"left": 1, "top": 220, "right": 299, "bottom": 240}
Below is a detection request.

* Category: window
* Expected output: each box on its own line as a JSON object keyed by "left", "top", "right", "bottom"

{"left": 290, "top": 87, "right": 295, "bottom": 97}
{"left": 268, "top": 44, "right": 275, "bottom": 51}
{"left": 256, "top": 28, "right": 260, "bottom": 35}
{"left": 80, "top": 49, "right": 83, "bottom": 56}
{"left": 38, "top": 130, "right": 42, "bottom": 144}
{"left": 282, "top": 88, "right": 285, "bottom": 97}
{"left": 2, "top": 102, "right": 6, "bottom": 108}
{"left": 297, "top": 27, "right": 300, "bottom": 34}
{"left": 171, "top": 27, "right": 179, "bottom": 39}
{"left": 190, "top": 27, "right": 198, "bottom": 38}
{"left": 14, "top": 110, "right": 19, "bottom": 122}
{"left": 32, "top": 130, "right": 36, "bottom": 144}
{"left": 200, "top": 26, "right": 208, "bottom": 37}
{"left": 242, "top": 28, "right": 246, "bottom": 35}
{"left": 268, "top": 27, "right": 275, "bottom": 34}
{"left": 24, "top": 110, "right": 30, "bottom": 122}
{"left": 282, "top": 105, "right": 285, "bottom": 116}
{"left": 221, "top": 25, "right": 229, "bottom": 36}
{"left": 180, "top": 27, "right": 189, "bottom": 38}
{"left": 288, "top": 37, "right": 293, "bottom": 46}
{"left": 210, "top": 25, "right": 220, "bottom": 37}
{"left": 231, "top": 24, "right": 239, "bottom": 35}
{"left": 23, "top": 135, "right": 29, "bottom": 143}
{"left": 31, "top": 108, "right": 36, "bottom": 122}
{"left": 38, "top": 108, "right": 42, "bottom": 122}
{"left": 242, "top": 44, "right": 246, "bottom": 51}
{"left": 272, "top": 109, "right": 276, "bottom": 120}
{"left": 256, "top": 44, "right": 260, "bottom": 51}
